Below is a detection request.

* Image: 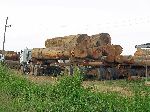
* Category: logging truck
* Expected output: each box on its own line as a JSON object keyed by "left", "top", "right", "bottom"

{"left": 19, "top": 33, "right": 150, "bottom": 80}
{"left": 0, "top": 50, "right": 20, "bottom": 69}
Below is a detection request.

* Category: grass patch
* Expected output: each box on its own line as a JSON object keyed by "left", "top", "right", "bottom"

{"left": 0, "top": 65, "right": 150, "bottom": 112}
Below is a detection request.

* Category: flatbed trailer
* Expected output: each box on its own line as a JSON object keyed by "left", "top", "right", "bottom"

{"left": 24, "top": 56, "right": 150, "bottom": 80}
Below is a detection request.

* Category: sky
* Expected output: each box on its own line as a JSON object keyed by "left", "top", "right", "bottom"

{"left": 0, "top": 0, "right": 150, "bottom": 55}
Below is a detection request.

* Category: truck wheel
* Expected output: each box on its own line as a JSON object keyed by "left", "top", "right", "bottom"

{"left": 20, "top": 65, "right": 24, "bottom": 74}
{"left": 98, "top": 67, "right": 105, "bottom": 80}
{"left": 96, "top": 68, "right": 101, "bottom": 80}
{"left": 130, "top": 69, "right": 136, "bottom": 76}
{"left": 105, "top": 68, "right": 113, "bottom": 80}
{"left": 30, "top": 65, "right": 34, "bottom": 75}
{"left": 112, "top": 68, "right": 118, "bottom": 80}
{"left": 51, "top": 66, "right": 62, "bottom": 76}
{"left": 33, "top": 65, "right": 40, "bottom": 76}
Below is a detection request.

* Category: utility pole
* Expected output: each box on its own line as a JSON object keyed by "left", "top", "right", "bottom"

{"left": 2, "top": 17, "right": 11, "bottom": 57}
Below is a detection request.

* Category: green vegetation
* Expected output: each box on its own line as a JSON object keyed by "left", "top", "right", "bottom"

{"left": 0, "top": 65, "right": 150, "bottom": 112}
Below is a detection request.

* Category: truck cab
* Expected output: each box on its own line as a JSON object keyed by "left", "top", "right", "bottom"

{"left": 20, "top": 48, "right": 32, "bottom": 74}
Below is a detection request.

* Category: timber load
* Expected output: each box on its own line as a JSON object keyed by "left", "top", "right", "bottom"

{"left": 32, "top": 33, "right": 122, "bottom": 61}
{"left": 31, "top": 47, "right": 70, "bottom": 60}
{"left": 134, "top": 48, "right": 150, "bottom": 56}
{"left": 71, "top": 44, "right": 123, "bottom": 61}
{"left": 0, "top": 50, "right": 19, "bottom": 61}
{"left": 37, "top": 33, "right": 122, "bottom": 61}
{"left": 45, "top": 33, "right": 111, "bottom": 48}
{"left": 45, "top": 34, "right": 89, "bottom": 48}
{"left": 115, "top": 55, "right": 134, "bottom": 64}
{"left": 31, "top": 45, "right": 122, "bottom": 60}
{"left": 133, "top": 48, "right": 150, "bottom": 65}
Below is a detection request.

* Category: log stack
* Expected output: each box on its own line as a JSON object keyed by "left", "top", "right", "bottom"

{"left": 115, "top": 55, "right": 134, "bottom": 64}
{"left": 89, "top": 33, "right": 111, "bottom": 47}
{"left": 0, "top": 50, "right": 19, "bottom": 61}
{"left": 45, "top": 33, "right": 111, "bottom": 49}
{"left": 35, "top": 33, "right": 122, "bottom": 61}
{"left": 134, "top": 48, "right": 150, "bottom": 56}
{"left": 133, "top": 48, "right": 150, "bottom": 65}
{"left": 100, "top": 45, "right": 123, "bottom": 62}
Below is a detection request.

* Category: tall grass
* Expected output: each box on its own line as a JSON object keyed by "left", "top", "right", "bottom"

{"left": 0, "top": 65, "right": 150, "bottom": 112}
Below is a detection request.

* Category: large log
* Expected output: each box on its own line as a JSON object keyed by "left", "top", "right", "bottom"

{"left": 133, "top": 59, "right": 150, "bottom": 65}
{"left": 134, "top": 48, "right": 150, "bottom": 56}
{"left": 115, "top": 55, "right": 134, "bottom": 64}
{"left": 32, "top": 47, "right": 102, "bottom": 60}
{"left": 45, "top": 34, "right": 89, "bottom": 48}
{"left": 134, "top": 56, "right": 150, "bottom": 60}
{"left": 32, "top": 44, "right": 122, "bottom": 61}
{"left": 32, "top": 47, "right": 70, "bottom": 60}
{"left": 0, "top": 50, "right": 19, "bottom": 61}
{"left": 45, "top": 33, "right": 111, "bottom": 49}
{"left": 70, "top": 46, "right": 102, "bottom": 59}
{"left": 89, "top": 33, "right": 111, "bottom": 47}
{"left": 97, "top": 45, "right": 123, "bottom": 62}
{"left": 133, "top": 55, "right": 150, "bottom": 65}
{"left": 101, "top": 45, "right": 122, "bottom": 56}
{"left": 71, "top": 44, "right": 122, "bottom": 61}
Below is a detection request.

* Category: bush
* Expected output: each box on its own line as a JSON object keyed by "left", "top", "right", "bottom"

{"left": 0, "top": 64, "right": 150, "bottom": 112}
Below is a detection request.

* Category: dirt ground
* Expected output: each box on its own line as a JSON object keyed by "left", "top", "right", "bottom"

{"left": 82, "top": 81, "right": 132, "bottom": 97}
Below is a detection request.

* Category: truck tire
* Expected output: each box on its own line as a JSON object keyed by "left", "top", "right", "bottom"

{"left": 20, "top": 65, "right": 24, "bottom": 74}
{"left": 33, "top": 65, "right": 40, "bottom": 76}
{"left": 98, "top": 67, "right": 105, "bottom": 80}
{"left": 105, "top": 68, "right": 113, "bottom": 80}
{"left": 112, "top": 68, "right": 118, "bottom": 80}
{"left": 51, "top": 66, "right": 62, "bottom": 76}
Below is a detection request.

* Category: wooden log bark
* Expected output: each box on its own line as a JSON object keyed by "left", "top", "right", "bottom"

{"left": 115, "top": 55, "right": 134, "bottom": 64}
{"left": 134, "top": 48, "right": 150, "bottom": 56}
{"left": 45, "top": 33, "right": 111, "bottom": 49}
{"left": 32, "top": 47, "right": 70, "bottom": 59}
